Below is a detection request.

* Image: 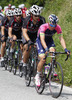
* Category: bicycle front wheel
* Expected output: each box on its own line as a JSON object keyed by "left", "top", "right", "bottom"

{"left": 49, "top": 62, "right": 63, "bottom": 98}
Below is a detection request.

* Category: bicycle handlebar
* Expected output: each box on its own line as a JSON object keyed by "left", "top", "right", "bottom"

{"left": 27, "top": 43, "right": 36, "bottom": 51}
{"left": 44, "top": 51, "right": 70, "bottom": 61}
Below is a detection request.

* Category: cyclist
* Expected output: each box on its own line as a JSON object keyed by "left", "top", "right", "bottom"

{"left": 35, "top": 14, "right": 70, "bottom": 86}
{"left": 0, "top": 6, "right": 4, "bottom": 57}
{"left": 4, "top": 6, "right": 9, "bottom": 15}
{"left": 18, "top": 4, "right": 27, "bottom": 18}
{"left": 1, "top": 10, "right": 13, "bottom": 67}
{"left": 22, "top": 5, "right": 46, "bottom": 74}
{"left": 8, "top": 4, "right": 12, "bottom": 10}
{"left": 8, "top": 8, "right": 23, "bottom": 57}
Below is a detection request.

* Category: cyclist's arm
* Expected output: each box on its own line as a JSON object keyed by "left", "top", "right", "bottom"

{"left": 1, "top": 26, "right": 5, "bottom": 35}
{"left": 22, "top": 28, "right": 30, "bottom": 41}
{"left": 8, "top": 27, "right": 13, "bottom": 38}
{"left": 59, "top": 36, "right": 66, "bottom": 49}
{"left": 40, "top": 33, "right": 47, "bottom": 49}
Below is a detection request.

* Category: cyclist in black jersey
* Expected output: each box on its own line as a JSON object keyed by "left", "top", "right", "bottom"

{"left": 1, "top": 10, "right": 13, "bottom": 67}
{"left": 8, "top": 8, "right": 24, "bottom": 55}
{"left": 22, "top": 5, "right": 46, "bottom": 70}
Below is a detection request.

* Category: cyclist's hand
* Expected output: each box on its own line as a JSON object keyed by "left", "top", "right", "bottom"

{"left": 1, "top": 35, "right": 5, "bottom": 42}
{"left": 28, "top": 40, "right": 34, "bottom": 46}
{"left": 10, "top": 37, "right": 13, "bottom": 42}
{"left": 67, "top": 51, "right": 70, "bottom": 55}
{"left": 45, "top": 47, "right": 49, "bottom": 55}
{"left": 1, "top": 37, "right": 5, "bottom": 40}
{"left": 64, "top": 48, "right": 70, "bottom": 55}
{"left": 27, "top": 40, "right": 34, "bottom": 51}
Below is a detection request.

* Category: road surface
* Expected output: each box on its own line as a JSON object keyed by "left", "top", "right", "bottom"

{"left": 0, "top": 66, "right": 72, "bottom": 100}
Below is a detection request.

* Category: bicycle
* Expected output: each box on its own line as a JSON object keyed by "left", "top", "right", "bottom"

{"left": 12, "top": 39, "right": 23, "bottom": 76}
{"left": 23, "top": 43, "right": 38, "bottom": 86}
{"left": 0, "top": 36, "right": 11, "bottom": 70}
{"left": 4, "top": 37, "right": 11, "bottom": 70}
{"left": 35, "top": 51, "right": 70, "bottom": 98}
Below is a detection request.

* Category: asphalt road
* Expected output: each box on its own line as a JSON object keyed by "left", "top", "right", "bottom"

{"left": 0, "top": 65, "right": 72, "bottom": 100}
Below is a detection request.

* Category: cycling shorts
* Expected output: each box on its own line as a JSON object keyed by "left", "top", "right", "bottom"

{"left": 36, "top": 38, "right": 55, "bottom": 56}
{"left": 12, "top": 30, "right": 22, "bottom": 39}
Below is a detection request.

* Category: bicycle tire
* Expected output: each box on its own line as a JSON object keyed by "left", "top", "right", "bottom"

{"left": 13, "top": 57, "right": 18, "bottom": 75}
{"left": 35, "top": 74, "right": 45, "bottom": 94}
{"left": 49, "top": 62, "right": 63, "bottom": 98}
{"left": 8, "top": 60, "right": 13, "bottom": 72}
{"left": 24, "top": 64, "right": 31, "bottom": 86}
{"left": 13, "top": 66, "right": 17, "bottom": 75}
{"left": 19, "top": 64, "right": 23, "bottom": 77}
{"left": 33, "top": 59, "right": 38, "bottom": 77}
{"left": 5, "top": 64, "right": 7, "bottom": 70}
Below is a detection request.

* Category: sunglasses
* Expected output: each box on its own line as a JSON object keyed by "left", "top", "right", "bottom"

{"left": 16, "top": 15, "right": 21, "bottom": 17}
{"left": 34, "top": 15, "right": 40, "bottom": 17}
{"left": 50, "top": 24, "right": 56, "bottom": 27}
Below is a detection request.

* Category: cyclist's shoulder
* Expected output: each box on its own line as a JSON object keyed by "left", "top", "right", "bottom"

{"left": 10, "top": 17, "right": 14, "bottom": 22}
{"left": 24, "top": 16, "right": 30, "bottom": 20}
{"left": 9, "top": 17, "right": 14, "bottom": 25}
{"left": 40, "top": 23, "right": 48, "bottom": 28}
{"left": 39, "top": 16, "right": 46, "bottom": 22}
{"left": 39, "top": 15, "right": 45, "bottom": 19}
{"left": 55, "top": 24, "right": 62, "bottom": 30}
{"left": 23, "top": 16, "right": 31, "bottom": 24}
{"left": 2, "top": 16, "right": 7, "bottom": 21}
{"left": 0, "top": 13, "right": 5, "bottom": 17}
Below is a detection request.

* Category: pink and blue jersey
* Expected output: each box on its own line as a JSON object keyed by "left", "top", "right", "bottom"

{"left": 37, "top": 23, "right": 62, "bottom": 38}
{"left": 36, "top": 23, "right": 62, "bottom": 55}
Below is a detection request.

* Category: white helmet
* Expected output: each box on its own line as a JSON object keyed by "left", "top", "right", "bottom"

{"left": 6, "top": 10, "right": 13, "bottom": 16}
{"left": 26, "top": 10, "right": 30, "bottom": 16}
{"left": 0, "top": 6, "right": 2, "bottom": 10}
{"left": 11, "top": 5, "right": 16, "bottom": 9}
{"left": 29, "top": 5, "right": 41, "bottom": 15}
{"left": 21, "top": 4, "right": 25, "bottom": 8}
{"left": 14, "top": 8, "right": 22, "bottom": 15}
{"left": 18, "top": 5, "right": 22, "bottom": 9}
{"left": 4, "top": 6, "right": 8, "bottom": 10}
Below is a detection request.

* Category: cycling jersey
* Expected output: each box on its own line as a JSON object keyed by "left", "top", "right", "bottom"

{"left": 36, "top": 23, "right": 62, "bottom": 55}
{"left": 0, "top": 13, "right": 4, "bottom": 30}
{"left": 9, "top": 17, "right": 24, "bottom": 39}
{"left": 2, "top": 17, "right": 9, "bottom": 31}
{"left": 1, "top": 17, "right": 10, "bottom": 41}
{"left": 22, "top": 16, "right": 46, "bottom": 42}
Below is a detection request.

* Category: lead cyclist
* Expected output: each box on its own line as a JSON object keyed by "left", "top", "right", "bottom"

{"left": 35, "top": 14, "right": 70, "bottom": 87}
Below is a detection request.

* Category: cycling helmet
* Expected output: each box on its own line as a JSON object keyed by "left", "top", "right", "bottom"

{"left": 26, "top": 10, "right": 30, "bottom": 16}
{"left": 4, "top": 6, "right": 8, "bottom": 10}
{"left": 18, "top": 5, "right": 22, "bottom": 9}
{"left": 0, "top": 6, "right": 2, "bottom": 10}
{"left": 29, "top": 5, "right": 41, "bottom": 15}
{"left": 48, "top": 14, "right": 59, "bottom": 24}
{"left": 6, "top": 10, "right": 13, "bottom": 16}
{"left": 11, "top": 5, "right": 16, "bottom": 9}
{"left": 14, "top": 8, "right": 22, "bottom": 15}
{"left": 21, "top": 4, "right": 25, "bottom": 8}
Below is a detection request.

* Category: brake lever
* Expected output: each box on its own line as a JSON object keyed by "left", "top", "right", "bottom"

{"left": 65, "top": 54, "right": 70, "bottom": 61}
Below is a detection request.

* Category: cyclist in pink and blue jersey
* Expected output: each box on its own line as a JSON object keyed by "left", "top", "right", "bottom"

{"left": 35, "top": 14, "right": 70, "bottom": 87}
